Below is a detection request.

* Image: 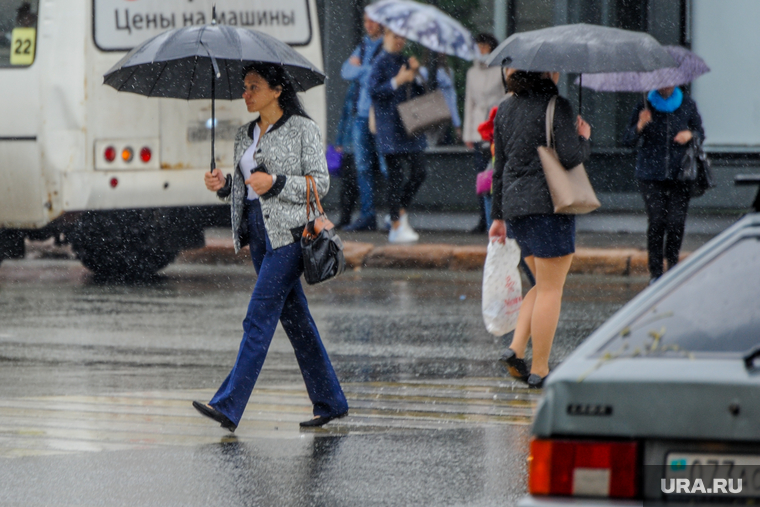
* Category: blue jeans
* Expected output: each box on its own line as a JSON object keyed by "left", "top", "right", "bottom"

{"left": 352, "top": 116, "right": 387, "bottom": 220}
{"left": 210, "top": 200, "right": 348, "bottom": 426}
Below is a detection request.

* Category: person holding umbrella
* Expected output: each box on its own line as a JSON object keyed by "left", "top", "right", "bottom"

{"left": 623, "top": 86, "right": 705, "bottom": 283}
{"left": 369, "top": 28, "right": 428, "bottom": 243}
{"left": 576, "top": 45, "right": 709, "bottom": 284}
{"left": 196, "top": 62, "right": 349, "bottom": 431}
{"left": 490, "top": 71, "right": 591, "bottom": 388}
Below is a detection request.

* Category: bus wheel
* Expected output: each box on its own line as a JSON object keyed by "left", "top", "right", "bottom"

{"left": 69, "top": 210, "right": 180, "bottom": 279}
{"left": 0, "top": 229, "right": 26, "bottom": 267}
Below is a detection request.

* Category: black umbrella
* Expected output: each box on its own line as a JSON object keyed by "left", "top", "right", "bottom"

{"left": 486, "top": 23, "right": 676, "bottom": 112}
{"left": 103, "top": 13, "right": 325, "bottom": 172}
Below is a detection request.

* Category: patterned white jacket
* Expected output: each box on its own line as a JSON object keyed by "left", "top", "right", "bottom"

{"left": 218, "top": 113, "right": 329, "bottom": 251}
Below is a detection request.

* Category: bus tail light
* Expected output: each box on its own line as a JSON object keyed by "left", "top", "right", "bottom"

{"left": 528, "top": 438, "right": 639, "bottom": 499}
{"left": 95, "top": 139, "right": 158, "bottom": 170}
{"left": 121, "top": 147, "right": 134, "bottom": 162}
{"left": 104, "top": 146, "right": 116, "bottom": 162}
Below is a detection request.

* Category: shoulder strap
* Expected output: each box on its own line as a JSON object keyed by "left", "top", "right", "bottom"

{"left": 358, "top": 40, "right": 366, "bottom": 63}
{"left": 370, "top": 41, "right": 382, "bottom": 61}
{"left": 304, "top": 175, "right": 324, "bottom": 222}
{"left": 545, "top": 96, "right": 557, "bottom": 149}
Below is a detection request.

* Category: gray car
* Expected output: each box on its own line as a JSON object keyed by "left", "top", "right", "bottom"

{"left": 519, "top": 213, "right": 760, "bottom": 507}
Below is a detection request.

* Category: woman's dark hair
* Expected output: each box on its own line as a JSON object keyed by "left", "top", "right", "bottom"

{"left": 506, "top": 70, "right": 551, "bottom": 96}
{"left": 474, "top": 33, "right": 499, "bottom": 53}
{"left": 242, "top": 62, "right": 310, "bottom": 119}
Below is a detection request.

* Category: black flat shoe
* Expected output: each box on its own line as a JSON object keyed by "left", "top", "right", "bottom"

{"left": 498, "top": 349, "right": 530, "bottom": 381}
{"left": 192, "top": 401, "right": 237, "bottom": 432}
{"left": 526, "top": 374, "right": 547, "bottom": 389}
{"left": 299, "top": 411, "right": 348, "bottom": 428}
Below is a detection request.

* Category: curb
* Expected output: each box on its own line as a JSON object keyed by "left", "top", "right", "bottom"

{"left": 177, "top": 238, "right": 689, "bottom": 275}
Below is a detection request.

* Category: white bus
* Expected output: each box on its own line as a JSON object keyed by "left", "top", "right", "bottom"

{"left": 0, "top": 0, "right": 325, "bottom": 276}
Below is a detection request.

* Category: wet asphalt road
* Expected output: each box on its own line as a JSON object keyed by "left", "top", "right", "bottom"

{"left": 0, "top": 259, "right": 648, "bottom": 506}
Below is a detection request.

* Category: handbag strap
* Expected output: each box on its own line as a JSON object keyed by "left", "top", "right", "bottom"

{"left": 545, "top": 96, "right": 558, "bottom": 150}
{"left": 304, "top": 175, "right": 324, "bottom": 222}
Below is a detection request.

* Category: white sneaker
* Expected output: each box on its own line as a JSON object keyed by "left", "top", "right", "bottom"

{"left": 388, "top": 222, "right": 419, "bottom": 243}
{"left": 386, "top": 213, "right": 411, "bottom": 229}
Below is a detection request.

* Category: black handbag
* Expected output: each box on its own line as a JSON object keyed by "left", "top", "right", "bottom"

{"left": 301, "top": 175, "right": 346, "bottom": 285}
{"left": 679, "top": 137, "right": 714, "bottom": 198}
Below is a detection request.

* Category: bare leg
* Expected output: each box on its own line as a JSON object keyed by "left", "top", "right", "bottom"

{"left": 529, "top": 254, "right": 574, "bottom": 377}
{"left": 508, "top": 256, "right": 536, "bottom": 358}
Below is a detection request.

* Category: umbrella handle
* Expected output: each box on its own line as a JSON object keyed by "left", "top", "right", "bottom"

{"left": 211, "top": 77, "right": 215, "bottom": 172}
{"left": 200, "top": 39, "right": 220, "bottom": 172}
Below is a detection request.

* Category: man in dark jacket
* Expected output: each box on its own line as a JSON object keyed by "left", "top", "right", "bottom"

{"left": 623, "top": 86, "right": 705, "bottom": 281}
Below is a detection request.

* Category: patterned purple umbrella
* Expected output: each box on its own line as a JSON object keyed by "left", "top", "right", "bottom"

{"left": 578, "top": 45, "right": 710, "bottom": 92}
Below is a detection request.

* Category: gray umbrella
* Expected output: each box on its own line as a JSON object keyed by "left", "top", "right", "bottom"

{"left": 486, "top": 23, "right": 675, "bottom": 73}
{"left": 486, "top": 23, "right": 676, "bottom": 112}
{"left": 576, "top": 45, "right": 710, "bottom": 92}
{"left": 103, "top": 16, "right": 325, "bottom": 171}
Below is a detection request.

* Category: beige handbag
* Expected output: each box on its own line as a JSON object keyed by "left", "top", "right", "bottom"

{"left": 368, "top": 105, "right": 377, "bottom": 134}
{"left": 537, "top": 96, "right": 601, "bottom": 214}
{"left": 397, "top": 87, "right": 451, "bottom": 136}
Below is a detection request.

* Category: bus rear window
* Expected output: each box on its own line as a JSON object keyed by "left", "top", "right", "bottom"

{"left": 0, "top": 1, "right": 38, "bottom": 67}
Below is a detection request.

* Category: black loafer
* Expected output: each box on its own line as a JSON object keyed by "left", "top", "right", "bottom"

{"left": 299, "top": 411, "right": 348, "bottom": 428}
{"left": 192, "top": 401, "right": 237, "bottom": 432}
{"left": 526, "top": 374, "right": 547, "bottom": 389}
{"left": 498, "top": 349, "right": 530, "bottom": 381}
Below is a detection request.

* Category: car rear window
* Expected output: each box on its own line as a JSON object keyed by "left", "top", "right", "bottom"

{"left": 0, "top": 1, "right": 38, "bottom": 67}
{"left": 594, "top": 236, "right": 760, "bottom": 359}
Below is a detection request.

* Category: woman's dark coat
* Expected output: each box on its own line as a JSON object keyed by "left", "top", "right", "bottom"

{"left": 368, "top": 50, "right": 427, "bottom": 155}
{"left": 623, "top": 95, "right": 705, "bottom": 181}
{"left": 491, "top": 80, "right": 590, "bottom": 221}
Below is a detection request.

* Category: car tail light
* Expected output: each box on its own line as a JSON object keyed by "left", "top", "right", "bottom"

{"left": 104, "top": 146, "right": 116, "bottom": 162}
{"left": 140, "top": 147, "right": 152, "bottom": 163}
{"left": 110, "top": 177, "right": 119, "bottom": 188}
{"left": 528, "top": 438, "right": 639, "bottom": 499}
{"left": 121, "top": 147, "right": 134, "bottom": 162}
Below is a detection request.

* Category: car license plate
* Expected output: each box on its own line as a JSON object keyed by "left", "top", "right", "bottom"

{"left": 665, "top": 452, "right": 760, "bottom": 498}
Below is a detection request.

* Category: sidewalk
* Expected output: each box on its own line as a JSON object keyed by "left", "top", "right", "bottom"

{"left": 178, "top": 212, "right": 738, "bottom": 276}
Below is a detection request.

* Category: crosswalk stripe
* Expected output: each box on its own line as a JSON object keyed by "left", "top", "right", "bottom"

{"left": 0, "top": 378, "right": 537, "bottom": 458}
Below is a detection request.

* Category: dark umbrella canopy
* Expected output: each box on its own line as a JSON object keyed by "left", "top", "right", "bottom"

{"left": 103, "top": 23, "right": 325, "bottom": 98}
{"left": 486, "top": 23, "right": 676, "bottom": 73}
{"left": 103, "top": 21, "right": 324, "bottom": 172}
{"left": 577, "top": 45, "right": 710, "bottom": 92}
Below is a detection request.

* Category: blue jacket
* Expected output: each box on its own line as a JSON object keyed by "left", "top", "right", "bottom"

{"left": 623, "top": 95, "right": 705, "bottom": 181}
{"left": 368, "top": 51, "right": 427, "bottom": 155}
{"left": 334, "top": 81, "right": 358, "bottom": 153}
{"left": 341, "top": 36, "right": 384, "bottom": 118}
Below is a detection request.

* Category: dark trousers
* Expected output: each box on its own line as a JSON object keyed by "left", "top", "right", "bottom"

{"left": 385, "top": 152, "right": 427, "bottom": 222}
{"left": 210, "top": 200, "right": 348, "bottom": 426}
{"left": 338, "top": 154, "right": 358, "bottom": 226}
{"left": 639, "top": 179, "right": 691, "bottom": 279}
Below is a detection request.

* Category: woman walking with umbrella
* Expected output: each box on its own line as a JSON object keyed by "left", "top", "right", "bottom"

{"left": 196, "top": 62, "right": 349, "bottom": 431}
{"left": 490, "top": 71, "right": 591, "bottom": 388}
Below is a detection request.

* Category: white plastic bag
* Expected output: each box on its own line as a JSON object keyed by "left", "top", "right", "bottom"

{"left": 482, "top": 239, "right": 523, "bottom": 336}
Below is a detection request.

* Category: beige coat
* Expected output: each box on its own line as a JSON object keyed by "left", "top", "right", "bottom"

{"left": 463, "top": 62, "right": 506, "bottom": 143}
